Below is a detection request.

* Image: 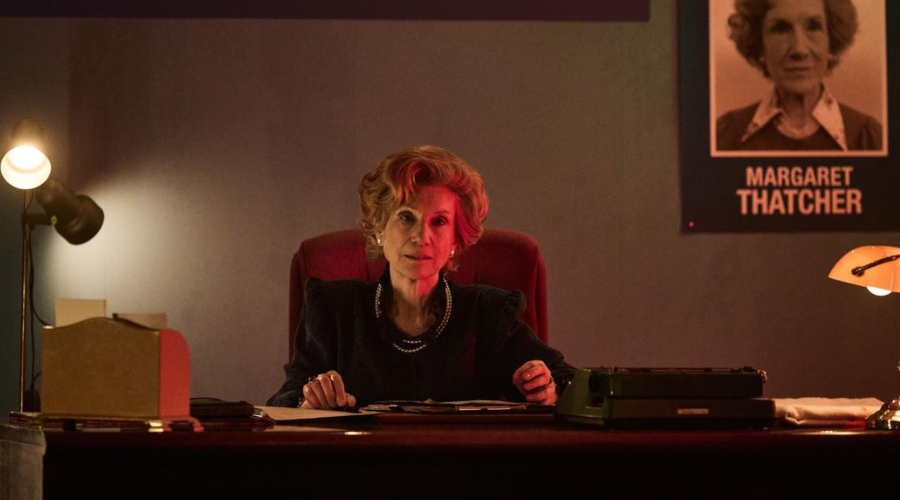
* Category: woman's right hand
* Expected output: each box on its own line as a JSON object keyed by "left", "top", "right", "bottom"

{"left": 301, "top": 370, "right": 357, "bottom": 409}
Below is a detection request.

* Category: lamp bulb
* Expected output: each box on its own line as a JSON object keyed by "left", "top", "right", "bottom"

{"left": 1, "top": 145, "right": 51, "bottom": 189}
{"left": 867, "top": 286, "right": 892, "bottom": 297}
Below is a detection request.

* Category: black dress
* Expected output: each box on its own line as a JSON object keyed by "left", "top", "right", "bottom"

{"left": 267, "top": 270, "right": 575, "bottom": 407}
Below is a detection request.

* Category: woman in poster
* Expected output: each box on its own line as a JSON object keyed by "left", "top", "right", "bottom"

{"left": 716, "top": 0, "right": 882, "bottom": 151}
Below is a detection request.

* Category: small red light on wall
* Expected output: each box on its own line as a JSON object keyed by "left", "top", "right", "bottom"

{"left": 688, "top": 221, "right": 694, "bottom": 228}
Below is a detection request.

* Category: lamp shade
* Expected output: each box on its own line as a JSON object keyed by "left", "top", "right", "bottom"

{"left": 1, "top": 119, "right": 52, "bottom": 190}
{"left": 35, "top": 178, "right": 104, "bottom": 244}
{"left": 829, "top": 245, "right": 900, "bottom": 294}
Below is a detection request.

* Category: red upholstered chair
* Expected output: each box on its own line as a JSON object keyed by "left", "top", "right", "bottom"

{"left": 288, "top": 227, "right": 548, "bottom": 361}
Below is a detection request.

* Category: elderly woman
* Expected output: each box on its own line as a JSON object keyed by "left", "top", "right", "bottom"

{"left": 717, "top": 0, "right": 882, "bottom": 151}
{"left": 267, "top": 146, "right": 574, "bottom": 409}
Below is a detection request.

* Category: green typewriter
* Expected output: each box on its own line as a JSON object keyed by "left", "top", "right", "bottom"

{"left": 554, "top": 367, "right": 775, "bottom": 429}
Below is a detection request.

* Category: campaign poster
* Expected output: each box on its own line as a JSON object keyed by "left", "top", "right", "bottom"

{"left": 679, "top": 0, "right": 900, "bottom": 232}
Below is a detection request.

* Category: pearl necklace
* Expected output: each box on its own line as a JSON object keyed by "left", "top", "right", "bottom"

{"left": 375, "top": 277, "right": 452, "bottom": 354}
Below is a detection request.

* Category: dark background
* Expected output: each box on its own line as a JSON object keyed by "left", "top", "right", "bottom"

{"left": 2, "top": 1, "right": 899, "bottom": 415}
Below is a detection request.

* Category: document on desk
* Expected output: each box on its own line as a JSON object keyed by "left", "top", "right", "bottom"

{"left": 363, "top": 400, "right": 540, "bottom": 413}
{"left": 256, "top": 406, "right": 374, "bottom": 423}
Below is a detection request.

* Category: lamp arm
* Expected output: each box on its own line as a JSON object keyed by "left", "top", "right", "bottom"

{"left": 851, "top": 254, "right": 900, "bottom": 277}
{"left": 21, "top": 212, "right": 54, "bottom": 228}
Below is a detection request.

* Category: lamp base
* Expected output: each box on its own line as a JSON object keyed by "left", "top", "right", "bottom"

{"left": 866, "top": 398, "right": 900, "bottom": 429}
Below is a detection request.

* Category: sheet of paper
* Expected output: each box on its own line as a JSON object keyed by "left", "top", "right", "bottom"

{"left": 256, "top": 406, "right": 372, "bottom": 422}
{"left": 56, "top": 298, "right": 106, "bottom": 327}
{"left": 362, "top": 400, "right": 537, "bottom": 413}
{"left": 374, "top": 399, "right": 523, "bottom": 406}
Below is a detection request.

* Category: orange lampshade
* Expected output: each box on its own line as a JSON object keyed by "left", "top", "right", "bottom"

{"left": 828, "top": 246, "right": 900, "bottom": 430}
{"left": 829, "top": 245, "right": 900, "bottom": 295}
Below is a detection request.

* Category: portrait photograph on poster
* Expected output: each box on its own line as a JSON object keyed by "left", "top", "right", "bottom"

{"left": 710, "top": 0, "right": 887, "bottom": 157}
{"left": 679, "top": 0, "right": 900, "bottom": 233}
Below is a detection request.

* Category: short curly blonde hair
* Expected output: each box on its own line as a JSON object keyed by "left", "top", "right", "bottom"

{"left": 358, "top": 146, "right": 489, "bottom": 270}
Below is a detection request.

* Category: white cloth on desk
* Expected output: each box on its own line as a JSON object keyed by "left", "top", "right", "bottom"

{"left": 775, "top": 397, "right": 884, "bottom": 427}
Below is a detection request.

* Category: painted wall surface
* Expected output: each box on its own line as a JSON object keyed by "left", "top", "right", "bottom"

{"left": 2, "top": 1, "right": 899, "bottom": 414}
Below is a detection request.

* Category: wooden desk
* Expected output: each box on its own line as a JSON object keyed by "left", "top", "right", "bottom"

{"left": 41, "top": 416, "right": 900, "bottom": 499}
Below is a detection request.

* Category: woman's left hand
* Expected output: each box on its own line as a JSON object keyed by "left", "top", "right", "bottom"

{"left": 512, "top": 360, "right": 557, "bottom": 405}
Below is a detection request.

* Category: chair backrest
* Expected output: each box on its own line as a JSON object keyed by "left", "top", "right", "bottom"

{"left": 288, "top": 227, "right": 548, "bottom": 361}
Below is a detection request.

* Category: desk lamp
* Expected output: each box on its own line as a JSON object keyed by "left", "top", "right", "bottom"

{"left": 2, "top": 118, "right": 104, "bottom": 412}
{"left": 829, "top": 246, "right": 900, "bottom": 429}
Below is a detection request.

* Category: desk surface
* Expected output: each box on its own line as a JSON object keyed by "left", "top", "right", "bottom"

{"left": 41, "top": 416, "right": 900, "bottom": 499}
